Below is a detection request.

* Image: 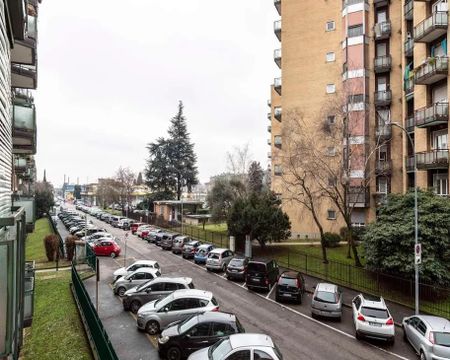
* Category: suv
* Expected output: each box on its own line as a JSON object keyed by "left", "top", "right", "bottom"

{"left": 113, "top": 260, "right": 161, "bottom": 281}
{"left": 182, "top": 240, "right": 201, "bottom": 259}
{"left": 136, "top": 289, "right": 220, "bottom": 335}
{"left": 275, "top": 271, "right": 305, "bottom": 304}
{"left": 226, "top": 257, "right": 249, "bottom": 281}
{"left": 172, "top": 236, "right": 191, "bottom": 254}
{"left": 123, "top": 277, "right": 194, "bottom": 313}
{"left": 311, "top": 283, "right": 342, "bottom": 320}
{"left": 403, "top": 315, "right": 450, "bottom": 360}
{"left": 113, "top": 268, "right": 161, "bottom": 296}
{"left": 160, "top": 233, "right": 181, "bottom": 251}
{"left": 352, "top": 294, "right": 395, "bottom": 343}
{"left": 158, "top": 312, "right": 245, "bottom": 360}
{"left": 206, "top": 248, "right": 234, "bottom": 272}
{"left": 245, "top": 260, "right": 279, "bottom": 292}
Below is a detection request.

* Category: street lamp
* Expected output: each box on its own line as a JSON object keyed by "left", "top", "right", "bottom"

{"left": 391, "top": 122, "right": 420, "bottom": 314}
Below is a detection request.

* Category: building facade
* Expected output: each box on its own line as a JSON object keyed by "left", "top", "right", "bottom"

{"left": 268, "top": 0, "right": 448, "bottom": 238}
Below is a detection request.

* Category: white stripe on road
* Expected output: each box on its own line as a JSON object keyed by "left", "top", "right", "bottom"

{"left": 266, "top": 283, "right": 277, "bottom": 299}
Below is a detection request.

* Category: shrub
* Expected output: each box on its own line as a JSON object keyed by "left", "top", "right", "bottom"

{"left": 323, "top": 232, "right": 341, "bottom": 248}
{"left": 43, "top": 234, "right": 59, "bottom": 262}
{"left": 65, "top": 235, "right": 77, "bottom": 261}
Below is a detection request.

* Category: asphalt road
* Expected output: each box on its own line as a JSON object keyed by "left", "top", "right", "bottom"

{"left": 71, "top": 209, "right": 418, "bottom": 360}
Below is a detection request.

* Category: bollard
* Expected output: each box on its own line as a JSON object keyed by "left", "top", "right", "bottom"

{"left": 229, "top": 236, "right": 235, "bottom": 252}
{"left": 245, "top": 235, "right": 252, "bottom": 259}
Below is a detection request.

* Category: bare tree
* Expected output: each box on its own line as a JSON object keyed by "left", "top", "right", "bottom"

{"left": 97, "top": 178, "right": 120, "bottom": 209}
{"left": 226, "top": 143, "right": 253, "bottom": 177}
{"left": 115, "top": 167, "right": 136, "bottom": 212}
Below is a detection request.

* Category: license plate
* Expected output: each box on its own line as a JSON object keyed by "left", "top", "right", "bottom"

{"left": 230, "top": 269, "right": 237, "bottom": 272}
{"left": 369, "top": 322, "right": 382, "bottom": 327}
{"left": 252, "top": 278, "right": 260, "bottom": 282}
{"left": 282, "top": 293, "right": 292, "bottom": 297}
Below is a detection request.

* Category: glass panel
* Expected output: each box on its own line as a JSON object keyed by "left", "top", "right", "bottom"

{"left": 27, "top": 16, "right": 37, "bottom": 39}
{"left": 14, "top": 105, "right": 34, "bottom": 131}
{"left": 0, "top": 244, "right": 8, "bottom": 354}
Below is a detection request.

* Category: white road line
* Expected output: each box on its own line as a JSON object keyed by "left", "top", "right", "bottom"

{"left": 266, "top": 283, "right": 277, "bottom": 299}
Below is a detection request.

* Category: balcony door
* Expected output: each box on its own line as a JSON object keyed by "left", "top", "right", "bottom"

{"left": 432, "top": 130, "right": 448, "bottom": 150}
{"left": 376, "top": 9, "right": 387, "bottom": 23}
{"left": 377, "top": 177, "right": 388, "bottom": 194}
{"left": 377, "top": 109, "right": 391, "bottom": 126}
{"left": 432, "top": 83, "right": 448, "bottom": 104}
{"left": 432, "top": 0, "right": 448, "bottom": 14}
{"left": 376, "top": 42, "right": 387, "bottom": 57}
{"left": 433, "top": 173, "right": 449, "bottom": 195}
{"left": 377, "top": 76, "right": 387, "bottom": 92}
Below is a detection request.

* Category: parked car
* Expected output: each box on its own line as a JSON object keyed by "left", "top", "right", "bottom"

{"left": 160, "top": 233, "right": 181, "bottom": 251}
{"left": 403, "top": 315, "right": 450, "bottom": 360}
{"left": 110, "top": 216, "right": 126, "bottom": 227}
{"left": 131, "top": 222, "right": 145, "bottom": 234}
{"left": 90, "top": 239, "right": 121, "bottom": 257}
{"left": 275, "top": 271, "right": 306, "bottom": 304}
{"left": 182, "top": 240, "right": 202, "bottom": 259}
{"left": 226, "top": 257, "right": 249, "bottom": 281}
{"left": 136, "top": 225, "right": 153, "bottom": 238}
{"left": 352, "top": 294, "right": 395, "bottom": 344}
{"left": 172, "top": 236, "right": 191, "bottom": 254}
{"left": 147, "top": 229, "right": 163, "bottom": 243}
{"left": 83, "top": 232, "right": 113, "bottom": 243}
{"left": 194, "top": 244, "right": 215, "bottom": 265}
{"left": 245, "top": 260, "right": 279, "bottom": 292}
{"left": 113, "top": 268, "right": 161, "bottom": 296}
{"left": 158, "top": 312, "right": 245, "bottom": 360}
{"left": 205, "top": 248, "right": 234, "bottom": 272}
{"left": 118, "top": 218, "right": 133, "bottom": 230}
{"left": 311, "top": 283, "right": 342, "bottom": 320}
{"left": 113, "top": 260, "right": 161, "bottom": 281}
{"left": 123, "top": 277, "right": 194, "bottom": 313}
{"left": 136, "top": 289, "right": 219, "bottom": 335}
{"left": 187, "top": 333, "right": 283, "bottom": 360}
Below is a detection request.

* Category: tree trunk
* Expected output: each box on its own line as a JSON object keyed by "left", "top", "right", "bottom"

{"left": 319, "top": 229, "right": 328, "bottom": 264}
{"left": 347, "top": 226, "right": 362, "bottom": 267}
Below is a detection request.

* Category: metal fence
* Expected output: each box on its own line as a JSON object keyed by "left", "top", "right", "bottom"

{"left": 85, "top": 242, "right": 97, "bottom": 272}
{"left": 71, "top": 264, "right": 118, "bottom": 360}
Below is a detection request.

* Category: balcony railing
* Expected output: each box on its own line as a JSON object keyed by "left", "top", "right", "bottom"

{"left": 27, "top": 15, "right": 37, "bottom": 40}
{"left": 414, "top": 56, "right": 448, "bottom": 85}
{"left": 406, "top": 116, "right": 415, "bottom": 133}
{"left": 267, "top": 125, "right": 272, "bottom": 133}
{"left": 274, "top": 165, "right": 282, "bottom": 176}
{"left": 274, "top": 0, "right": 281, "bottom": 15}
{"left": 374, "top": 90, "right": 392, "bottom": 107}
{"left": 405, "top": 156, "right": 415, "bottom": 172}
{"left": 374, "top": 21, "right": 391, "bottom": 40}
{"left": 274, "top": 48, "right": 281, "bottom": 68}
{"left": 375, "top": 124, "right": 392, "bottom": 139}
{"left": 274, "top": 77, "right": 282, "bottom": 95}
{"left": 414, "top": 12, "right": 448, "bottom": 43}
{"left": 374, "top": 55, "right": 391, "bottom": 73}
{"left": 404, "top": 78, "right": 414, "bottom": 99}
{"left": 267, "top": 99, "right": 271, "bottom": 107}
{"left": 11, "top": 64, "right": 37, "bottom": 89}
{"left": 404, "top": 38, "right": 414, "bottom": 57}
{"left": 274, "top": 106, "right": 282, "bottom": 121}
{"left": 267, "top": 112, "right": 271, "bottom": 121}
{"left": 347, "top": 187, "right": 370, "bottom": 207}
{"left": 267, "top": 139, "right": 271, "bottom": 146}
{"left": 274, "top": 20, "right": 281, "bottom": 41}
{"left": 274, "top": 135, "right": 282, "bottom": 147}
{"left": 343, "top": 0, "right": 368, "bottom": 7}
{"left": 415, "top": 102, "right": 448, "bottom": 128}
{"left": 375, "top": 160, "right": 392, "bottom": 175}
{"left": 13, "top": 102, "right": 36, "bottom": 155}
{"left": 268, "top": 152, "right": 272, "bottom": 159}
{"left": 404, "top": 0, "right": 413, "bottom": 21}
{"left": 416, "top": 149, "right": 449, "bottom": 169}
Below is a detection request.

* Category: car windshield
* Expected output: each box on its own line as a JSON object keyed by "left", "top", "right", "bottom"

{"left": 247, "top": 263, "right": 266, "bottom": 272}
{"left": 229, "top": 259, "right": 244, "bottom": 266}
{"left": 179, "top": 315, "right": 198, "bottom": 334}
{"left": 210, "top": 338, "right": 232, "bottom": 360}
{"left": 315, "top": 291, "right": 337, "bottom": 304}
{"left": 360, "top": 307, "right": 389, "bottom": 319}
{"left": 435, "top": 332, "right": 450, "bottom": 346}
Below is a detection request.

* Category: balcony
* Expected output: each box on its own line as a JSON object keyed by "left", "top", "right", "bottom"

{"left": 267, "top": 139, "right": 271, "bottom": 146}
{"left": 347, "top": 187, "right": 370, "bottom": 208}
{"left": 375, "top": 124, "right": 392, "bottom": 139}
{"left": 267, "top": 112, "right": 271, "bottom": 121}
{"left": 274, "top": 106, "right": 282, "bottom": 121}
{"left": 406, "top": 116, "right": 415, "bottom": 133}
{"left": 374, "top": 55, "right": 391, "bottom": 73}
{"left": 268, "top": 152, "right": 272, "bottom": 159}
{"left": 374, "top": 21, "right": 391, "bottom": 40}
{"left": 13, "top": 101, "right": 36, "bottom": 155}
{"left": 274, "top": 165, "right": 282, "bottom": 176}
{"left": 415, "top": 102, "right": 448, "bottom": 128}
{"left": 404, "top": 38, "right": 414, "bottom": 57}
{"left": 274, "top": 20, "right": 281, "bottom": 41}
{"left": 405, "top": 156, "right": 415, "bottom": 172}
{"left": 375, "top": 160, "right": 392, "bottom": 175}
{"left": 373, "top": 0, "right": 389, "bottom": 6}
{"left": 404, "top": 78, "right": 414, "bottom": 100}
{"left": 274, "top": 0, "right": 281, "bottom": 15}
{"left": 274, "top": 48, "right": 281, "bottom": 68}
{"left": 274, "top": 135, "right": 282, "bottom": 147}
{"left": 23, "top": 261, "right": 36, "bottom": 327}
{"left": 414, "top": 56, "right": 448, "bottom": 85}
{"left": 404, "top": 0, "right": 413, "bottom": 21}
{"left": 274, "top": 77, "right": 282, "bottom": 95}
{"left": 13, "top": 197, "right": 36, "bottom": 231}
{"left": 11, "top": 64, "right": 37, "bottom": 89}
{"left": 416, "top": 149, "right": 449, "bottom": 169}
{"left": 414, "top": 12, "right": 448, "bottom": 43}
{"left": 374, "top": 90, "right": 392, "bottom": 107}
{"left": 267, "top": 99, "right": 271, "bottom": 107}
{"left": 343, "top": 0, "right": 368, "bottom": 7}
{"left": 14, "top": 157, "right": 27, "bottom": 173}
{"left": 267, "top": 125, "right": 272, "bottom": 133}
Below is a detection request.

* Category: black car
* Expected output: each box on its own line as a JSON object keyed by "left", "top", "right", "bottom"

{"left": 158, "top": 312, "right": 245, "bottom": 360}
{"left": 226, "top": 257, "right": 249, "bottom": 281}
{"left": 245, "top": 259, "right": 279, "bottom": 292}
{"left": 275, "top": 271, "right": 306, "bottom": 304}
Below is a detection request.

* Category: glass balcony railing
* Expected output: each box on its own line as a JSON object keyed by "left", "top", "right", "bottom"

{"left": 374, "top": 21, "right": 391, "bottom": 40}
{"left": 274, "top": 106, "right": 282, "bottom": 121}
{"left": 406, "top": 116, "right": 415, "bottom": 133}
{"left": 267, "top": 125, "right": 272, "bottom": 133}
{"left": 274, "top": 20, "right": 281, "bottom": 41}
{"left": 414, "top": 56, "right": 448, "bottom": 85}
{"left": 375, "top": 124, "right": 392, "bottom": 139}
{"left": 374, "top": 55, "right": 391, "bottom": 73}
{"left": 347, "top": 187, "right": 370, "bottom": 207}
{"left": 405, "top": 156, "right": 415, "bottom": 172}
{"left": 404, "top": 78, "right": 414, "bottom": 99}
{"left": 274, "top": 165, "right": 282, "bottom": 176}
{"left": 274, "top": 77, "right": 282, "bottom": 95}
{"left": 374, "top": 90, "right": 392, "bottom": 107}
{"left": 416, "top": 149, "right": 449, "bottom": 169}
{"left": 404, "top": 0, "right": 413, "bottom": 21}
{"left": 13, "top": 103, "right": 36, "bottom": 154}
{"left": 274, "top": 135, "right": 282, "bottom": 146}
{"left": 274, "top": 48, "right": 281, "bottom": 68}
{"left": 27, "top": 15, "right": 37, "bottom": 40}
{"left": 375, "top": 160, "right": 392, "bottom": 174}
{"left": 415, "top": 102, "right": 449, "bottom": 128}
{"left": 274, "top": 0, "right": 281, "bottom": 15}
{"left": 414, "top": 12, "right": 448, "bottom": 43}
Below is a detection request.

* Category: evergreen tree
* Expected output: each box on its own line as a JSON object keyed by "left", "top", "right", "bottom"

{"left": 73, "top": 185, "right": 82, "bottom": 199}
{"left": 35, "top": 181, "right": 54, "bottom": 218}
{"left": 247, "top": 161, "right": 264, "bottom": 194}
{"left": 136, "top": 172, "right": 143, "bottom": 185}
{"left": 145, "top": 137, "right": 176, "bottom": 197}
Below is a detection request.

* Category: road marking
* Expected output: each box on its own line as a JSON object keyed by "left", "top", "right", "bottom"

{"left": 266, "top": 283, "right": 276, "bottom": 299}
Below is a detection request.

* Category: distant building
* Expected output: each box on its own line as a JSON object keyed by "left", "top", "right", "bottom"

{"left": 154, "top": 200, "right": 203, "bottom": 222}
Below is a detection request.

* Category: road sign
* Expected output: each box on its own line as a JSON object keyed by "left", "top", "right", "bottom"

{"left": 415, "top": 243, "right": 422, "bottom": 265}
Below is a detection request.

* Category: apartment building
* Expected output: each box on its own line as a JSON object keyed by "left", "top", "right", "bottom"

{"left": 1, "top": 0, "right": 41, "bottom": 359}
{"left": 268, "top": 0, "right": 448, "bottom": 238}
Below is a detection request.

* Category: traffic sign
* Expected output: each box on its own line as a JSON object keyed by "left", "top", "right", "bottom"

{"left": 415, "top": 243, "right": 422, "bottom": 265}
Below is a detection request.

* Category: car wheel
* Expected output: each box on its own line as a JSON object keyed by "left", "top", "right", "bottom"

{"left": 222, "top": 264, "right": 227, "bottom": 272}
{"left": 420, "top": 351, "right": 426, "bottom": 360}
{"left": 117, "top": 287, "right": 126, "bottom": 297}
{"left": 167, "top": 346, "right": 182, "bottom": 360}
{"left": 403, "top": 327, "right": 407, "bottom": 341}
{"left": 110, "top": 252, "right": 116, "bottom": 258}
{"left": 145, "top": 320, "right": 160, "bottom": 335}
{"left": 355, "top": 330, "right": 362, "bottom": 340}
{"left": 298, "top": 296, "right": 302, "bottom": 305}
{"left": 130, "top": 300, "right": 141, "bottom": 314}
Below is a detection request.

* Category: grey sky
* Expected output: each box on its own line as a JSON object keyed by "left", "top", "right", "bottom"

{"left": 35, "top": 1, "right": 279, "bottom": 187}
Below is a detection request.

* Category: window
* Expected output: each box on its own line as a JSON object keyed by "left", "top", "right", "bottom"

{"left": 326, "top": 147, "right": 336, "bottom": 156}
{"left": 133, "top": 272, "right": 146, "bottom": 280}
{"left": 416, "top": 321, "right": 427, "bottom": 336}
{"left": 326, "top": 84, "right": 336, "bottom": 94}
{"left": 377, "top": 177, "right": 388, "bottom": 194}
{"left": 432, "top": 130, "right": 448, "bottom": 150}
{"left": 199, "top": 299, "right": 209, "bottom": 307}
{"left": 226, "top": 350, "right": 251, "bottom": 360}
{"left": 149, "top": 283, "right": 164, "bottom": 291}
{"left": 348, "top": 24, "right": 363, "bottom": 37}
{"left": 327, "top": 210, "right": 336, "bottom": 220}
{"left": 376, "top": 42, "right": 387, "bottom": 57}
{"left": 168, "top": 299, "right": 187, "bottom": 311}
{"left": 326, "top": 21, "right": 335, "bottom": 32}
{"left": 185, "top": 298, "right": 201, "bottom": 309}
{"left": 433, "top": 173, "right": 449, "bottom": 196}
{"left": 326, "top": 52, "right": 335, "bottom": 62}
{"left": 327, "top": 115, "right": 336, "bottom": 124}
{"left": 376, "top": 9, "right": 387, "bottom": 23}
{"left": 164, "top": 282, "right": 179, "bottom": 291}
{"left": 353, "top": 296, "right": 362, "bottom": 309}
{"left": 144, "top": 272, "right": 155, "bottom": 280}
{"left": 328, "top": 177, "right": 337, "bottom": 187}
{"left": 348, "top": 94, "right": 365, "bottom": 103}
{"left": 188, "top": 323, "right": 211, "bottom": 337}
{"left": 254, "top": 350, "right": 275, "bottom": 360}
{"left": 212, "top": 323, "right": 234, "bottom": 337}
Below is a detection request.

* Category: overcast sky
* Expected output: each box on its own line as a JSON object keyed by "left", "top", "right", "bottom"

{"left": 34, "top": 1, "right": 279, "bottom": 187}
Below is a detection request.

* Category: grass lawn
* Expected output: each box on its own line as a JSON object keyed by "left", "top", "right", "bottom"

{"left": 26, "top": 218, "right": 71, "bottom": 269}
{"left": 193, "top": 222, "right": 227, "bottom": 233}
{"left": 104, "top": 208, "right": 122, "bottom": 216}
{"left": 22, "top": 271, "right": 93, "bottom": 360}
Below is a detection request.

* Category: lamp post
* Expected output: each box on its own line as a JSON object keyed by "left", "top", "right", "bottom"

{"left": 391, "top": 122, "right": 419, "bottom": 314}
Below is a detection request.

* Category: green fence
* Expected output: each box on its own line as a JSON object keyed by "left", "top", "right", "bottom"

{"left": 71, "top": 264, "right": 118, "bottom": 360}
{"left": 85, "top": 244, "right": 97, "bottom": 272}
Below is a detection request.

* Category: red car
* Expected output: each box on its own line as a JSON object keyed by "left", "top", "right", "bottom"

{"left": 91, "top": 240, "right": 121, "bottom": 257}
{"left": 130, "top": 222, "right": 145, "bottom": 234}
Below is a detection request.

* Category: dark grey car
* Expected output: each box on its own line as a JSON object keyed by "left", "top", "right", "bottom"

{"left": 160, "top": 233, "right": 181, "bottom": 250}
{"left": 123, "top": 277, "right": 194, "bottom": 313}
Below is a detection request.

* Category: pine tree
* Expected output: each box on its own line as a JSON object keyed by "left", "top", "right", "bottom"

{"left": 145, "top": 137, "right": 176, "bottom": 197}
{"left": 136, "top": 172, "right": 143, "bottom": 185}
{"left": 247, "top": 161, "right": 264, "bottom": 194}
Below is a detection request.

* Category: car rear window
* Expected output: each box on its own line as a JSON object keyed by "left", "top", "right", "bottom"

{"left": 209, "top": 253, "right": 220, "bottom": 259}
{"left": 314, "top": 291, "right": 337, "bottom": 304}
{"left": 435, "top": 332, "right": 450, "bottom": 346}
{"left": 247, "top": 263, "right": 267, "bottom": 272}
{"left": 280, "top": 278, "right": 297, "bottom": 287}
{"left": 229, "top": 259, "right": 244, "bottom": 266}
{"left": 360, "top": 307, "right": 389, "bottom": 319}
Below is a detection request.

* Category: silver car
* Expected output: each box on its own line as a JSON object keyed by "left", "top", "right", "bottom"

{"left": 113, "top": 268, "right": 161, "bottom": 296}
{"left": 403, "top": 315, "right": 450, "bottom": 360}
{"left": 311, "top": 283, "right": 342, "bottom": 320}
{"left": 136, "top": 289, "right": 219, "bottom": 335}
{"left": 172, "top": 236, "right": 191, "bottom": 254}
{"left": 206, "top": 248, "right": 234, "bottom": 272}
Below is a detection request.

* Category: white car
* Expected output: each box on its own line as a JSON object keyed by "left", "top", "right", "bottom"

{"left": 352, "top": 294, "right": 395, "bottom": 344}
{"left": 82, "top": 232, "right": 113, "bottom": 243}
{"left": 113, "top": 260, "right": 161, "bottom": 281}
{"left": 136, "top": 225, "right": 153, "bottom": 237}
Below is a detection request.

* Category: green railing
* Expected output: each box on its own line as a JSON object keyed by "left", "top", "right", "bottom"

{"left": 71, "top": 264, "right": 118, "bottom": 360}
{"left": 85, "top": 242, "right": 97, "bottom": 272}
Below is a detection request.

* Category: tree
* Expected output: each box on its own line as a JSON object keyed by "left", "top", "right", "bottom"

{"left": 145, "top": 137, "right": 176, "bottom": 197}
{"left": 115, "top": 166, "right": 136, "bottom": 212}
{"left": 73, "top": 185, "right": 82, "bottom": 200}
{"left": 137, "top": 191, "right": 175, "bottom": 212}
{"left": 97, "top": 178, "right": 120, "bottom": 209}
{"left": 136, "top": 172, "right": 144, "bottom": 185}
{"left": 247, "top": 161, "right": 264, "bottom": 195}
{"left": 35, "top": 181, "right": 54, "bottom": 218}
{"left": 363, "top": 191, "right": 450, "bottom": 286}
{"left": 226, "top": 143, "right": 252, "bottom": 177}
{"left": 227, "top": 191, "right": 291, "bottom": 248}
